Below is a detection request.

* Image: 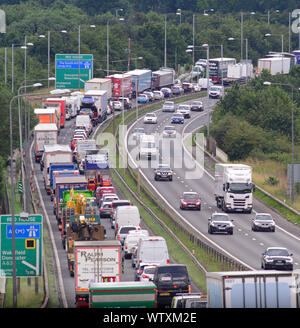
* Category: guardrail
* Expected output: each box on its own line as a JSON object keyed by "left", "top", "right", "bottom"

{"left": 107, "top": 93, "right": 250, "bottom": 273}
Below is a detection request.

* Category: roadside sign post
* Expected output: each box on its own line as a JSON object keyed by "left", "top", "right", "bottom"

{"left": 55, "top": 54, "right": 93, "bottom": 89}
{"left": 0, "top": 214, "right": 43, "bottom": 278}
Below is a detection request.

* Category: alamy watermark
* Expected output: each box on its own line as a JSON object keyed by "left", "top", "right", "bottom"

{"left": 0, "top": 9, "right": 5, "bottom": 34}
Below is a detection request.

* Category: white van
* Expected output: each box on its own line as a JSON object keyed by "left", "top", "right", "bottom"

{"left": 135, "top": 236, "right": 169, "bottom": 268}
{"left": 139, "top": 134, "right": 158, "bottom": 160}
{"left": 124, "top": 230, "right": 149, "bottom": 259}
{"left": 115, "top": 205, "right": 141, "bottom": 232}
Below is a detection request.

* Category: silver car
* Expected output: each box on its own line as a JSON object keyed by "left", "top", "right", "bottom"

{"left": 162, "top": 126, "right": 176, "bottom": 138}
{"left": 162, "top": 101, "right": 175, "bottom": 112}
{"left": 143, "top": 113, "right": 158, "bottom": 124}
{"left": 252, "top": 213, "right": 275, "bottom": 232}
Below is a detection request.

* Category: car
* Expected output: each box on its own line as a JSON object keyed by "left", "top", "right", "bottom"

{"left": 115, "top": 97, "right": 132, "bottom": 109}
{"left": 124, "top": 230, "right": 149, "bottom": 259}
{"left": 180, "top": 192, "right": 201, "bottom": 210}
{"left": 71, "top": 136, "right": 84, "bottom": 150}
{"left": 171, "top": 113, "right": 184, "bottom": 124}
{"left": 115, "top": 225, "right": 140, "bottom": 245}
{"left": 252, "top": 213, "right": 276, "bottom": 232}
{"left": 162, "top": 101, "right": 175, "bottom": 112}
{"left": 171, "top": 85, "right": 184, "bottom": 95}
{"left": 182, "top": 82, "right": 193, "bottom": 93}
{"left": 143, "top": 91, "right": 154, "bottom": 102}
{"left": 137, "top": 94, "right": 149, "bottom": 103}
{"left": 110, "top": 200, "right": 132, "bottom": 228}
{"left": 153, "top": 90, "right": 164, "bottom": 100}
{"left": 139, "top": 265, "right": 157, "bottom": 282}
{"left": 177, "top": 104, "right": 191, "bottom": 118}
{"left": 99, "top": 194, "right": 119, "bottom": 207}
{"left": 73, "top": 129, "right": 87, "bottom": 137}
{"left": 190, "top": 100, "right": 203, "bottom": 111}
{"left": 171, "top": 293, "right": 208, "bottom": 308}
{"left": 73, "top": 131, "right": 87, "bottom": 139}
{"left": 112, "top": 100, "right": 123, "bottom": 111}
{"left": 162, "top": 126, "right": 176, "bottom": 138}
{"left": 208, "top": 213, "right": 234, "bottom": 234}
{"left": 160, "top": 87, "right": 172, "bottom": 98}
{"left": 192, "top": 83, "right": 201, "bottom": 92}
{"left": 154, "top": 164, "right": 173, "bottom": 181}
{"left": 99, "top": 201, "right": 113, "bottom": 218}
{"left": 132, "top": 127, "right": 146, "bottom": 141}
{"left": 143, "top": 113, "right": 157, "bottom": 124}
{"left": 261, "top": 247, "right": 293, "bottom": 270}
{"left": 79, "top": 107, "right": 93, "bottom": 117}
{"left": 208, "top": 85, "right": 224, "bottom": 98}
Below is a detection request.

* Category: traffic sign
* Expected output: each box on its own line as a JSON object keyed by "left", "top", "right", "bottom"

{"left": 55, "top": 54, "right": 93, "bottom": 89}
{"left": 17, "top": 181, "right": 23, "bottom": 194}
{"left": 0, "top": 214, "right": 43, "bottom": 277}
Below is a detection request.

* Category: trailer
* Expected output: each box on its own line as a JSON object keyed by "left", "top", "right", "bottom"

{"left": 89, "top": 281, "right": 157, "bottom": 308}
{"left": 106, "top": 73, "right": 132, "bottom": 99}
{"left": 151, "top": 68, "right": 175, "bottom": 89}
{"left": 125, "top": 69, "right": 152, "bottom": 97}
{"left": 257, "top": 57, "right": 290, "bottom": 75}
{"left": 74, "top": 240, "right": 122, "bottom": 307}
{"left": 44, "top": 98, "right": 66, "bottom": 128}
{"left": 84, "top": 78, "right": 112, "bottom": 99}
{"left": 81, "top": 90, "right": 108, "bottom": 124}
{"left": 76, "top": 139, "right": 97, "bottom": 165}
{"left": 34, "top": 123, "right": 58, "bottom": 163}
{"left": 206, "top": 271, "right": 299, "bottom": 308}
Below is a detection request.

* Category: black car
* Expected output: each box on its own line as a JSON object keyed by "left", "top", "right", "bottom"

{"left": 182, "top": 82, "right": 193, "bottom": 93}
{"left": 154, "top": 165, "right": 173, "bottom": 181}
{"left": 153, "top": 264, "right": 191, "bottom": 307}
{"left": 208, "top": 213, "right": 234, "bottom": 235}
{"left": 190, "top": 101, "right": 203, "bottom": 111}
{"left": 261, "top": 247, "right": 293, "bottom": 270}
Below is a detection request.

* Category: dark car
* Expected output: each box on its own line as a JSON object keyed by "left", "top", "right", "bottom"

{"left": 171, "top": 113, "right": 184, "bottom": 124}
{"left": 252, "top": 213, "right": 275, "bottom": 232}
{"left": 153, "top": 264, "right": 191, "bottom": 307}
{"left": 171, "top": 85, "right": 184, "bottom": 96}
{"left": 79, "top": 107, "right": 94, "bottom": 118}
{"left": 154, "top": 164, "right": 173, "bottom": 181}
{"left": 182, "top": 82, "right": 193, "bottom": 93}
{"left": 208, "top": 213, "right": 234, "bottom": 235}
{"left": 180, "top": 192, "right": 201, "bottom": 210}
{"left": 190, "top": 100, "right": 203, "bottom": 111}
{"left": 261, "top": 247, "right": 293, "bottom": 270}
{"left": 99, "top": 202, "right": 113, "bottom": 218}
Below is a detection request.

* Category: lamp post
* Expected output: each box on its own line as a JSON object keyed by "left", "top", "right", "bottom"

{"left": 241, "top": 11, "right": 255, "bottom": 60}
{"left": 264, "top": 33, "right": 284, "bottom": 73}
{"left": 203, "top": 9, "right": 214, "bottom": 16}
{"left": 267, "top": 9, "right": 280, "bottom": 24}
{"left": 176, "top": 9, "right": 182, "bottom": 24}
{"left": 263, "top": 81, "right": 295, "bottom": 203}
{"left": 228, "top": 37, "right": 250, "bottom": 82}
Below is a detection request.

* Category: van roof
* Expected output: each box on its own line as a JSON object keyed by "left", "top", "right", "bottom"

{"left": 117, "top": 205, "right": 138, "bottom": 212}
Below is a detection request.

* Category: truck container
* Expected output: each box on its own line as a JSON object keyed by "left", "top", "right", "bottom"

{"left": 89, "top": 281, "right": 157, "bottom": 308}
{"left": 106, "top": 73, "right": 132, "bottom": 98}
{"left": 49, "top": 163, "right": 77, "bottom": 196}
{"left": 70, "top": 91, "right": 84, "bottom": 115}
{"left": 206, "top": 271, "right": 299, "bottom": 308}
{"left": 209, "top": 58, "right": 236, "bottom": 83}
{"left": 151, "top": 68, "right": 175, "bottom": 89}
{"left": 223, "top": 62, "right": 253, "bottom": 85}
{"left": 51, "top": 170, "right": 80, "bottom": 201}
{"left": 84, "top": 78, "right": 112, "bottom": 99}
{"left": 214, "top": 163, "right": 255, "bottom": 213}
{"left": 61, "top": 96, "right": 77, "bottom": 118}
{"left": 257, "top": 57, "right": 290, "bottom": 75}
{"left": 41, "top": 144, "right": 73, "bottom": 194}
{"left": 76, "top": 139, "right": 97, "bottom": 164}
{"left": 75, "top": 114, "right": 92, "bottom": 135}
{"left": 53, "top": 175, "right": 88, "bottom": 227}
{"left": 34, "top": 108, "right": 57, "bottom": 124}
{"left": 45, "top": 98, "right": 66, "bottom": 128}
{"left": 81, "top": 90, "right": 108, "bottom": 124}
{"left": 74, "top": 240, "right": 122, "bottom": 307}
{"left": 125, "top": 69, "right": 152, "bottom": 97}
{"left": 34, "top": 123, "right": 58, "bottom": 162}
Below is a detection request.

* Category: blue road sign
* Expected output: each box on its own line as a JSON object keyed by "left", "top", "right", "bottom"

{"left": 6, "top": 224, "right": 41, "bottom": 239}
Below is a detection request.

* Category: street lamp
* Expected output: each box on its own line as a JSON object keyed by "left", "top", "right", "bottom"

{"left": 228, "top": 37, "right": 250, "bottom": 82}
{"left": 116, "top": 8, "right": 124, "bottom": 20}
{"left": 241, "top": 11, "right": 255, "bottom": 60}
{"left": 264, "top": 33, "right": 284, "bottom": 73}
{"left": 203, "top": 9, "right": 214, "bottom": 16}
{"left": 267, "top": 9, "right": 279, "bottom": 24}
{"left": 176, "top": 9, "right": 182, "bottom": 24}
{"left": 263, "top": 81, "right": 296, "bottom": 203}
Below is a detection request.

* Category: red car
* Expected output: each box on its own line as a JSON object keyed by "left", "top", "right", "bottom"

{"left": 180, "top": 192, "right": 201, "bottom": 210}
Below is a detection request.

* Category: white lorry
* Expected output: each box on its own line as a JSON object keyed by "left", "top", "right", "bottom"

{"left": 76, "top": 139, "right": 97, "bottom": 165}
{"left": 75, "top": 114, "right": 92, "bottom": 135}
{"left": 74, "top": 240, "right": 122, "bottom": 307}
{"left": 84, "top": 78, "right": 112, "bottom": 99}
{"left": 198, "top": 78, "right": 213, "bottom": 90}
{"left": 41, "top": 144, "right": 73, "bottom": 194}
{"left": 34, "top": 123, "right": 58, "bottom": 162}
{"left": 257, "top": 57, "right": 290, "bottom": 75}
{"left": 206, "top": 271, "right": 299, "bottom": 308}
{"left": 214, "top": 163, "right": 255, "bottom": 213}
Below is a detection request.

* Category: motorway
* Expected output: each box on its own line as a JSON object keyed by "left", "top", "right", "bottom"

{"left": 125, "top": 95, "right": 300, "bottom": 271}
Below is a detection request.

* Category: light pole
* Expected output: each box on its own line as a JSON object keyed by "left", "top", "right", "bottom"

{"left": 264, "top": 33, "right": 284, "bottom": 73}
{"left": 228, "top": 37, "right": 250, "bottom": 82}
{"left": 263, "top": 81, "right": 295, "bottom": 203}
{"left": 203, "top": 9, "right": 214, "bottom": 16}
{"left": 116, "top": 8, "right": 123, "bottom": 19}
{"left": 176, "top": 9, "right": 182, "bottom": 24}
{"left": 267, "top": 9, "right": 279, "bottom": 24}
{"left": 241, "top": 11, "right": 255, "bottom": 60}
{"left": 202, "top": 43, "right": 211, "bottom": 140}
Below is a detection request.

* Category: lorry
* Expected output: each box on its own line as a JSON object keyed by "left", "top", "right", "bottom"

{"left": 125, "top": 69, "right": 152, "bottom": 97}
{"left": 75, "top": 114, "right": 92, "bottom": 135}
{"left": 89, "top": 281, "right": 157, "bottom": 308}
{"left": 75, "top": 139, "right": 97, "bottom": 165}
{"left": 106, "top": 73, "right": 132, "bottom": 99}
{"left": 34, "top": 108, "right": 57, "bottom": 125}
{"left": 81, "top": 90, "right": 108, "bottom": 124}
{"left": 84, "top": 78, "right": 112, "bottom": 99}
{"left": 54, "top": 176, "right": 88, "bottom": 228}
{"left": 41, "top": 144, "right": 73, "bottom": 194}
{"left": 74, "top": 240, "right": 122, "bottom": 307}
{"left": 257, "top": 57, "right": 290, "bottom": 75}
{"left": 62, "top": 96, "right": 77, "bottom": 119}
{"left": 206, "top": 270, "right": 299, "bottom": 308}
{"left": 214, "top": 163, "right": 255, "bottom": 213}
{"left": 44, "top": 98, "right": 66, "bottom": 128}
{"left": 34, "top": 123, "right": 58, "bottom": 162}
{"left": 198, "top": 78, "right": 213, "bottom": 90}
{"left": 65, "top": 214, "right": 105, "bottom": 277}
{"left": 70, "top": 91, "right": 84, "bottom": 115}
{"left": 84, "top": 152, "right": 110, "bottom": 191}
{"left": 49, "top": 163, "right": 77, "bottom": 198}
{"left": 151, "top": 67, "right": 175, "bottom": 89}
{"left": 223, "top": 62, "right": 253, "bottom": 85}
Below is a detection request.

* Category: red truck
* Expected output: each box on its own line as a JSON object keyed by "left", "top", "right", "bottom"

{"left": 45, "top": 98, "right": 66, "bottom": 128}
{"left": 106, "top": 73, "right": 132, "bottom": 99}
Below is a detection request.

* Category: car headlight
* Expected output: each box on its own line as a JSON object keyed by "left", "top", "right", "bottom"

{"left": 286, "top": 258, "right": 293, "bottom": 263}
{"left": 265, "top": 257, "right": 274, "bottom": 262}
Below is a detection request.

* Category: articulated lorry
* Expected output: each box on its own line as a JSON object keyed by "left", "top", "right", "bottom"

{"left": 106, "top": 73, "right": 133, "bottom": 99}
{"left": 257, "top": 57, "right": 290, "bottom": 75}
{"left": 74, "top": 240, "right": 122, "bottom": 307}
{"left": 206, "top": 271, "right": 300, "bottom": 308}
{"left": 34, "top": 123, "right": 58, "bottom": 162}
{"left": 81, "top": 90, "right": 108, "bottom": 124}
{"left": 89, "top": 281, "right": 157, "bottom": 308}
{"left": 45, "top": 98, "right": 66, "bottom": 128}
{"left": 125, "top": 69, "right": 152, "bottom": 97}
{"left": 151, "top": 68, "right": 175, "bottom": 89}
{"left": 214, "top": 163, "right": 255, "bottom": 213}
{"left": 84, "top": 78, "right": 112, "bottom": 99}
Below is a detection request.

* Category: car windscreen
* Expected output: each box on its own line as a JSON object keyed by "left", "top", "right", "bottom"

{"left": 157, "top": 266, "right": 188, "bottom": 278}
{"left": 255, "top": 215, "right": 272, "bottom": 221}
{"left": 267, "top": 249, "right": 289, "bottom": 256}
{"left": 183, "top": 194, "right": 199, "bottom": 199}
{"left": 164, "top": 127, "right": 175, "bottom": 131}
{"left": 144, "top": 267, "right": 156, "bottom": 274}
{"left": 212, "top": 215, "right": 230, "bottom": 221}
{"left": 120, "top": 227, "right": 137, "bottom": 234}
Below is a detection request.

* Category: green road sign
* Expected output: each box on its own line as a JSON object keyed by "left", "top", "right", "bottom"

{"left": 0, "top": 214, "right": 43, "bottom": 277}
{"left": 55, "top": 54, "right": 93, "bottom": 89}
{"left": 17, "top": 181, "right": 23, "bottom": 194}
